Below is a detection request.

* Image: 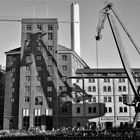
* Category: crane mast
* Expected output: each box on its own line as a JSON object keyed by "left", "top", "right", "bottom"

{"left": 96, "top": 2, "right": 140, "bottom": 129}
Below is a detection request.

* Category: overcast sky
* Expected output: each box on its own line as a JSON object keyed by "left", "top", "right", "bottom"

{"left": 0, "top": 0, "right": 140, "bottom": 69}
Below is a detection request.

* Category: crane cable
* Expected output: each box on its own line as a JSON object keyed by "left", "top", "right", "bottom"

{"left": 96, "top": 39, "right": 99, "bottom": 71}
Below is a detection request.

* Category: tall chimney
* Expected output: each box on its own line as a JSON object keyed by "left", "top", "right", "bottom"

{"left": 71, "top": 2, "right": 80, "bottom": 56}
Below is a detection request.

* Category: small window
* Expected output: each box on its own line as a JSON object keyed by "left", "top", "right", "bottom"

{"left": 48, "top": 33, "right": 53, "bottom": 40}
{"left": 124, "top": 107, "right": 127, "bottom": 112}
{"left": 103, "top": 86, "right": 107, "bottom": 92}
{"left": 47, "top": 97, "right": 52, "bottom": 101}
{"left": 119, "top": 96, "right": 123, "bottom": 102}
{"left": 76, "top": 79, "right": 79, "bottom": 83}
{"left": 35, "top": 96, "right": 43, "bottom": 105}
{"left": 88, "top": 86, "right": 91, "bottom": 92}
{"left": 11, "top": 67, "right": 16, "bottom": 72}
{"left": 11, "top": 77, "right": 15, "bottom": 82}
{"left": 48, "top": 24, "right": 53, "bottom": 31}
{"left": 47, "top": 76, "right": 52, "bottom": 81}
{"left": 93, "top": 97, "right": 96, "bottom": 102}
{"left": 62, "top": 65, "right": 67, "bottom": 71}
{"left": 10, "top": 97, "right": 14, "bottom": 103}
{"left": 93, "top": 86, "right": 96, "bottom": 92}
{"left": 25, "top": 86, "right": 30, "bottom": 92}
{"left": 26, "top": 65, "right": 30, "bottom": 71}
{"left": 62, "top": 76, "right": 67, "bottom": 81}
{"left": 104, "top": 78, "right": 110, "bottom": 82}
{"left": 10, "top": 87, "right": 15, "bottom": 93}
{"left": 25, "top": 96, "right": 30, "bottom": 102}
{"left": 77, "top": 107, "right": 80, "bottom": 113}
{"left": 104, "top": 96, "right": 107, "bottom": 102}
{"left": 108, "top": 96, "right": 112, "bottom": 102}
{"left": 109, "top": 107, "right": 112, "bottom": 113}
{"left": 48, "top": 45, "right": 52, "bottom": 51}
{"left": 108, "top": 86, "right": 111, "bottom": 92}
{"left": 48, "top": 65, "right": 52, "bottom": 71}
{"left": 88, "top": 107, "right": 92, "bottom": 113}
{"left": 37, "top": 24, "right": 43, "bottom": 31}
{"left": 62, "top": 55, "right": 67, "bottom": 61}
{"left": 93, "top": 107, "right": 96, "bottom": 113}
{"left": 47, "top": 86, "right": 52, "bottom": 92}
{"left": 123, "top": 86, "right": 126, "bottom": 92}
{"left": 37, "top": 46, "right": 41, "bottom": 51}
{"left": 26, "top": 24, "right": 32, "bottom": 31}
{"left": 23, "top": 109, "right": 29, "bottom": 116}
{"left": 26, "top": 76, "right": 30, "bottom": 81}
{"left": 119, "top": 107, "right": 123, "bottom": 113}
{"left": 62, "top": 108, "right": 67, "bottom": 113}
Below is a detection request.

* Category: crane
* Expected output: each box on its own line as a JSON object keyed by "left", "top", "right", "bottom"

{"left": 96, "top": 1, "right": 140, "bottom": 129}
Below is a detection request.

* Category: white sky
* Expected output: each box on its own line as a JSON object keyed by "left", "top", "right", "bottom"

{"left": 0, "top": 0, "right": 140, "bottom": 69}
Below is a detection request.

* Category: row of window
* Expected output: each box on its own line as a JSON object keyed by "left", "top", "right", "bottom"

{"left": 22, "top": 108, "right": 53, "bottom": 116}
{"left": 87, "top": 85, "right": 127, "bottom": 92}
{"left": 26, "top": 24, "right": 53, "bottom": 31}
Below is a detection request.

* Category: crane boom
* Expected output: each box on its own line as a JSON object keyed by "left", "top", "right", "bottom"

{"left": 96, "top": 2, "right": 140, "bottom": 129}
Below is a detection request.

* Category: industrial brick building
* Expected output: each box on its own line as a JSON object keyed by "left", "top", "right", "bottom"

{"left": 3, "top": 18, "right": 88, "bottom": 130}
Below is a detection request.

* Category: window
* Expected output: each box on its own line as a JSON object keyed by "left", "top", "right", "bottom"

{"left": 108, "top": 96, "right": 112, "bottom": 102}
{"left": 88, "top": 86, "right": 91, "bottom": 92}
{"left": 104, "top": 78, "right": 110, "bottom": 82}
{"left": 123, "top": 86, "right": 126, "bottom": 92}
{"left": 46, "top": 108, "right": 53, "bottom": 116}
{"left": 25, "top": 86, "right": 30, "bottom": 92}
{"left": 108, "top": 86, "right": 111, "bottom": 92}
{"left": 47, "top": 97, "right": 52, "bottom": 101}
{"left": 103, "top": 86, "right": 107, "bottom": 92}
{"left": 119, "top": 78, "right": 125, "bottom": 83}
{"left": 37, "top": 24, "right": 43, "bottom": 31}
{"left": 88, "top": 107, "right": 92, "bottom": 113}
{"left": 104, "top": 96, "right": 107, "bottom": 102}
{"left": 77, "top": 107, "right": 80, "bottom": 113}
{"left": 25, "top": 96, "right": 30, "bottom": 102}
{"left": 93, "top": 97, "right": 96, "bottom": 102}
{"left": 48, "top": 45, "right": 52, "bottom": 51}
{"left": 35, "top": 96, "right": 43, "bottom": 105}
{"left": 34, "top": 109, "right": 41, "bottom": 116}
{"left": 93, "top": 107, "right": 96, "bottom": 113}
{"left": 59, "top": 86, "right": 67, "bottom": 92}
{"left": 93, "top": 86, "right": 96, "bottom": 92}
{"left": 62, "top": 76, "right": 67, "bottom": 81}
{"left": 26, "top": 33, "right": 31, "bottom": 39}
{"left": 23, "top": 109, "right": 29, "bottom": 116}
{"left": 10, "top": 87, "right": 15, "bottom": 93}
{"left": 10, "top": 97, "right": 14, "bottom": 103}
{"left": 37, "top": 66, "right": 41, "bottom": 71}
{"left": 26, "top": 55, "right": 31, "bottom": 62}
{"left": 109, "top": 107, "right": 112, "bottom": 113}
{"left": 36, "top": 86, "right": 41, "bottom": 92}
{"left": 48, "top": 55, "right": 52, "bottom": 61}
{"left": 26, "top": 76, "right": 30, "bottom": 81}
{"left": 48, "top": 24, "right": 53, "bottom": 31}
{"left": 26, "top": 65, "right": 30, "bottom": 71}
{"left": 36, "top": 55, "right": 41, "bottom": 61}
{"left": 119, "top": 107, "right": 123, "bottom": 113}
{"left": 62, "top": 65, "right": 67, "bottom": 71}
{"left": 62, "top": 108, "right": 67, "bottom": 113}
{"left": 11, "top": 67, "right": 16, "bottom": 72}
{"left": 48, "top": 33, "right": 53, "bottom": 40}
{"left": 62, "top": 55, "right": 67, "bottom": 60}
{"left": 124, "top": 107, "right": 127, "bottom": 112}
{"left": 26, "top": 45, "right": 31, "bottom": 51}
{"left": 119, "top": 96, "right": 123, "bottom": 102}
{"left": 26, "top": 24, "right": 32, "bottom": 31}
{"left": 89, "top": 78, "right": 95, "bottom": 83}
{"left": 118, "top": 86, "right": 122, "bottom": 92}
{"left": 47, "top": 86, "right": 52, "bottom": 92}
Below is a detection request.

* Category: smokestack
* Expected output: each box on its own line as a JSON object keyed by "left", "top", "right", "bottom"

{"left": 71, "top": 2, "right": 80, "bottom": 56}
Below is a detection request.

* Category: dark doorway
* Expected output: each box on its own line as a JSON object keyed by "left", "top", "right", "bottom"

{"left": 106, "top": 122, "right": 112, "bottom": 129}
{"left": 46, "top": 116, "right": 53, "bottom": 130}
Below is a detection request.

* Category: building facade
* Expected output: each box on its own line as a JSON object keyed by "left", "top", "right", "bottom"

{"left": 3, "top": 18, "right": 88, "bottom": 130}
{"left": 0, "top": 68, "right": 5, "bottom": 130}
{"left": 74, "top": 68, "right": 140, "bottom": 129}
